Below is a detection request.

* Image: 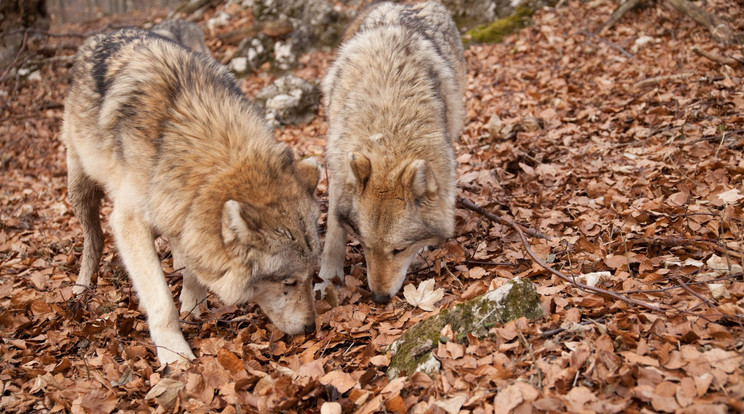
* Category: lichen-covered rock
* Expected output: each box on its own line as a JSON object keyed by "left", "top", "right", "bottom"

{"left": 463, "top": 6, "right": 534, "bottom": 45}
{"left": 255, "top": 75, "right": 320, "bottom": 127}
{"left": 441, "top": 0, "right": 553, "bottom": 33}
{"left": 387, "top": 278, "right": 543, "bottom": 379}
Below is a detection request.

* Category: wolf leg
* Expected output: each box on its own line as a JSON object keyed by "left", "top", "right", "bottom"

{"left": 110, "top": 200, "right": 195, "bottom": 365}
{"left": 67, "top": 151, "right": 105, "bottom": 295}
{"left": 171, "top": 241, "right": 208, "bottom": 318}
{"left": 317, "top": 194, "right": 347, "bottom": 296}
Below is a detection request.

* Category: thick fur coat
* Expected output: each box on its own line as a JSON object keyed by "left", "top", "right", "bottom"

{"left": 63, "top": 29, "right": 319, "bottom": 364}
{"left": 319, "top": 1, "right": 465, "bottom": 303}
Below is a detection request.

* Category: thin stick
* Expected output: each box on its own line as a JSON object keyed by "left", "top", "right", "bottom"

{"left": 461, "top": 197, "right": 662, "bottom": 312}
{"left": 692, "top": 46, "right": 743, "bottom": 65}
{"left": 610, "top": 236, "right": 744, "bottom": 260}
{"left": 594, "top": 0, "right": 643, "bottom": 35}
{"left": 457, "top": 197, "right": 551, "bottom": 240}
{"left": 674, "top": 276, "right": 715, "bottom": 307}
{"left": 511, "top": 222, "right": 663, "bottom": 312}
{"left": 579, "top": 30, "right": 636, "bottom": 60}
{"left": 634, "top": 73, "right": 695, "bottom": 88}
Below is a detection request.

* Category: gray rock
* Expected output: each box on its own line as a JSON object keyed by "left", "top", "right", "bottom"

{"left": 272, "top": 21, "right": 312, "bottom": 71}
{"left": 387, "top": 277, "right": 543, "bottom": 379}
{"left": 152, "top": 19, "right": 210, "bottom": 54}
{"left": 251, "top": 0, "right": 345, "bottom": 47}
{"left": 231, "top": 33, "right": 273, "bottom": 75}
{"left": 255, "top": 75, "right": 320, "bottom": 127}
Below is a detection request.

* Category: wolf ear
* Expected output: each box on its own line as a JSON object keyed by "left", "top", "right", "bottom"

{"left": 404, "top": 159, "right": 438, "bottom": 199}
{"left": 296, "top": 157, "right": 320, "bottom": 194}
{"left": 221, "top": 200, "right": 262, "bottom": 245}
{"left": 347, "top": 152, "right": 371, "bottom": 192}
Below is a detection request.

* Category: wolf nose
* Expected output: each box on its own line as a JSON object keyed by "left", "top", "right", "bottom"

{"left": 303, "top": 323, "right": 316, "bottom": 335}
{"left": 372, "top": 292, "right": 391, "bottom": 304}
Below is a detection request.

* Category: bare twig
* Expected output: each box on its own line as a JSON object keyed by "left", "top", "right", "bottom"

{"left": 464, "top": 259, "right": 518, "bottom": 267}
{"left": 461, "top": 197, "right": 663, "bottom": 312}
{"left": 666, "top": 0, "right": 744, "bottom": 44}
{"left": 457, "top": 197, "right": 551, "bottom": 241}
{"left": 609, "top": 236, "right": 744, "bottom": 260}
{"left": 579, "top": 30, "right": 636, "bottom": 60}
{"left": 674, "top": 275, "right": 715, "bottom": 307}
{"left": 634, "top": 73, "right": 695, "bottom": 88}
{"left": 692, "top": 46, "right": 743, "bottom": 66}
{"left": 595, "top": 0, "right": 644, "bottom": 35}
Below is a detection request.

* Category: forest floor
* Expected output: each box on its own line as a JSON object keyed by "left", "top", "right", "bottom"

{"left": 1, "top": 0, "right": 743, "bottom": 413}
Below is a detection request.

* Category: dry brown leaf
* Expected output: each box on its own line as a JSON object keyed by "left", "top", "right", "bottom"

{"left": 144, "top": 378, "right": 185, "bottom": 410}
{"left": 319, "top": 370, "right": 355, "bottom": 394}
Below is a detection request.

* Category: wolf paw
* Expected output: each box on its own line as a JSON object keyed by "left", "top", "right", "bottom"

{"left": 72, "top": 284, "right": 89, "bottom": 295}
{"left": 313, "top": 279, "right": 341, "bottom": 300}
{"left": 156, "top": 341, "right": 196, "bottom": 366}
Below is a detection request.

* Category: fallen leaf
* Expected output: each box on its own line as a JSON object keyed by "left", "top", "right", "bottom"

{"left": 369, "top": 354, "right": 389, "bottom": 367}
{"left": 716, "top": 188, "right": 743, "bottom": 204}
{"left": 433, "top": 395, "right": 467, "bottom": 414}
{"left": 320, "top": 370, "right": 356, "bottom": 394}
{"left": 144, "top": 378, "right": 185, "bottom": 410}
{"left": 403, "top": 279, "right": 444, "bottom": 311}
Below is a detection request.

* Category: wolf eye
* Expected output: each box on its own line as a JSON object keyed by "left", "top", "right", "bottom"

{"left": 392, "top": 247, "right": 406, "bottom": 255}
{"left": 283, "top": 280, "right": 297, "bottom": 287}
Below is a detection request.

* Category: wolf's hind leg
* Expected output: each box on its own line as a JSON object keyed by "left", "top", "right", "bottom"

{"left": 67, "top": 152, "right": 105, "bottom": 295}
{"left": 111, "top": 201, "right": 195, "bottom": 365}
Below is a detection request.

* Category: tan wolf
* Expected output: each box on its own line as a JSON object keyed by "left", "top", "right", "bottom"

{"left": 318, "top": 1, "right": 465, "bottom": 303}
{"left": 63, "top": 28, "right": 319, "bottom": 365}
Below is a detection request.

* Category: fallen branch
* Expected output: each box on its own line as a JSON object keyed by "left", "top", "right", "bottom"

{"left": 461, "top": 197, "right": 663, "bottom": 312}
{"left": 579, "top": 30, "right": 636, "bottom": 60}
{"left": 666, "top": 0, "right": 744, "bottom": 45}
{"left": 510, "top": 221, "right": 664, "bottom": 312}
{"left": 634, "top": 73, "right": 695, "bottom": 88}
{"left": 674, "top": 275, "right": 715, "bottom": 307}
{"left": 457, "top": 197, "right": 551, "bottom": 241}
{"left": 595, "top": 0, "right": 643, "bottom": 36}
{"left": 610, "top": 236, "right": 744, "bottom": 260}
{"left": 595, "top": 0, "right": 744, "bottom": 45}
{"left": 692, "top": 46, "right": 743, "bottom": 66}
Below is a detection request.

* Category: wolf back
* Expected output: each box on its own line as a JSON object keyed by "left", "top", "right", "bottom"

{"left": 319, "top": 2, "right": 465, "bottom": 303}
{"left": 63, "top": 28, "right": 320, "bottom": 364}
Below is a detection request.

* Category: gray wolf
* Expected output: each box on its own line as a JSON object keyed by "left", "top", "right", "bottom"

{"left": 63, "top": 28, "right": 319, "bottom": 365}
{"left": 152, "top": 19, "right": 210, "bottom": 54}
{"left": 318, "top": 1, "right": 465, "bottom": 304}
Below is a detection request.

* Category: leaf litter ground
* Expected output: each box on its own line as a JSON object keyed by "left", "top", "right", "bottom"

{"left": 1, "top": 0, "right": 743, "bottom": 412}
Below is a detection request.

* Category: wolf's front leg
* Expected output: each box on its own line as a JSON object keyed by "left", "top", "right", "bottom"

{"left": 110, "top": 204, "right": 195, "bottom": 365}
{"left": 171, "top": 242, "right": 208, "bottom": 318}
{"left": 317, "top": 205, "right": 347, "bottom": 297}
{"left": 179, "top": 269, "right": 208, "bottom": 318}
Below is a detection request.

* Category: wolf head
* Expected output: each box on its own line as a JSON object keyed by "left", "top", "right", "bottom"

{"left": 336, "top": 148, "right": 454, "bottom": 303}
{"left": 197, "top": 157, "right": 321, "bottom": 335}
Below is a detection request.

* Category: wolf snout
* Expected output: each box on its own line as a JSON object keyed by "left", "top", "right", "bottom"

{"left": 372, "top": 292, "right": 391, "bottom": 304}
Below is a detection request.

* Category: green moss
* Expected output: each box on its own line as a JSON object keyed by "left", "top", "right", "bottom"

{"left": 463, "top": 6, "right": 534, "bottom": 45}
{"left": 387, "top": 278, "right": 542, "bottom": 378}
